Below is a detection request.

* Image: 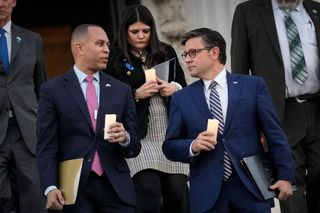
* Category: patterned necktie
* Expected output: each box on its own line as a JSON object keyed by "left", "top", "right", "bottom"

{"left": 0, "top": 28, "right": 9, "bottom": 74}
{"left": 209, "top": 81, "right": 232, "bottom": 181}
{"left": 86, "top": 76, "right": 103, "bottom": 176}
{"left": 282, "top": 8, "right": 308, "bottom": 84}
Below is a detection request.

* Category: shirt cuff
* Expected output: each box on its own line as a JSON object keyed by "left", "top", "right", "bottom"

{"left": 170, "top": 81, "right": 182, "bottom": 91}
{"left": 119, "top": 131, "right": 130, "bottom": 147}
{"left": 44, "top": 185, "right": 57, "bottom": 197}
{"left": 189, "top": 140, "right": 200, "bottom": 157}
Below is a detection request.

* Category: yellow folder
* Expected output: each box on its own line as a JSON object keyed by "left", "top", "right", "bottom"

{"left": 59, "top": 158, "right": 84, "bottom": 205}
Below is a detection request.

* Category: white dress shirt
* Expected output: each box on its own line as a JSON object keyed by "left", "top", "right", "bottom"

{"left": 272, "top": 0, "right": 320, "bottom": 97}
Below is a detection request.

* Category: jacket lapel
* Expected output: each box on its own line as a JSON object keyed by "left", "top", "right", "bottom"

{"left": 95, "top": 73, "right": 114, "bottom": 133}
{"left": 224, "top": 73, "right": 241, "bottom": 134}
{"left": 304, "top": 0, "right": 320, "bottom": 51}
{"left": 257, "top": 0, "right": 283, "bottom": 61}
{"left": 191, "top": 80, "right": 212, "bottom": 120}
{"left": 10, "top": 24, "right": 22, "bottom": 65}
{"left": 63, "top": 70, "right": 94, "bottom": 132}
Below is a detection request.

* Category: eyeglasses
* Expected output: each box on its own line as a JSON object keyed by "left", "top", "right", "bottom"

{"left": 181, "top": 47, "right": 212, "bottom": 60}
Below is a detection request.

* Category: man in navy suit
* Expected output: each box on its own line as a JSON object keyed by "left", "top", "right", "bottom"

{"left": 162, "top": 28, "right": 295, "bottom": 213}
{"left": 36, "top": 24, "right": 141, "bottom": 213}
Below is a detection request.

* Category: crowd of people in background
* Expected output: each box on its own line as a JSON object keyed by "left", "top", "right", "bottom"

{"left": 0, "top": 0, "right": 319, "bottom": 212}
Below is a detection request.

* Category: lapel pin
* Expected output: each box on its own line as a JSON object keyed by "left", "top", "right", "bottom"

{"left": 16, "top": 37, "right": 21, "bottom": 43}
{"left": 312, "top": 9, "right": 317, "bottom": 14}
{"left": 233, "top": 81, "right": 238, "bottom": 84}
{"left": 105, "top": 83, "right": 111, "bottom": 87}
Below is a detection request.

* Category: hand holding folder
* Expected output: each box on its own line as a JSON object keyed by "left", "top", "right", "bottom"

{"left": 59, "top": 158, "right": 84, "bottom": 205}
{"left": 241, "top": 154, "right": 297, "bottom": 200}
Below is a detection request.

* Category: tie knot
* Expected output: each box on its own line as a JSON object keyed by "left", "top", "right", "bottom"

{"left": 209, "top": 80, "right": 218, "bottom": 89}
{"left": 281, "top": 8, "right": 291, "bottom": 16}
{"left": 86, "top": 75, "right": 94, "bottom": 83}
{"left": 0, "top": 28, "right": 5, "bottom": 36}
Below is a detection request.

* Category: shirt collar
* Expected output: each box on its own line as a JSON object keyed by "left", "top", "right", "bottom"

{"left": 73, "top": 65, "right": 100, "bottom": 84}
{"left": 272, "top": 0, "right": 303, "bottom": 12}
{"left": 2, "top": 20, "right": 11, "bottom": 34}
{"left": 203, "top": 68, "right": 227, "bottom": 90}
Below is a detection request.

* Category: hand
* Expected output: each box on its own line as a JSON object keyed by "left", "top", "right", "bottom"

{"left": 191, "top": 131, "right": 217, "bottom": 153}
{"left": 269, "top": 180, "right": 293, "bottom": 200}
{"left": 107, "top": 122, "right": 127, "bottom": 143}
{"left": 135, "top": 80, "right": 158, "bottom": 99}
{"left": 46, "top": 189, "right": 65, "bottom": 210}
{"left": 156, "top": 78, "right": 177, "bottom": 97}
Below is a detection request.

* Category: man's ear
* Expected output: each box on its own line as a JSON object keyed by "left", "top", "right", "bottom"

{"left": 210, "top": 47, "right": 220, "bottom": 60}
{"left": 75, "top": 43, "right": 85, "bottom": 56}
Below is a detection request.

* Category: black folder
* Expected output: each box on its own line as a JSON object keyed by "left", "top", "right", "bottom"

{"left": 241, "top": 154, "right": 278, "bottom": 200}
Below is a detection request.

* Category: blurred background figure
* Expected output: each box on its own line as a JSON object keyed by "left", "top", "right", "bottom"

{"left": 231, "top": 0, "right": 320, "bottom": 212}
{"left": 0, "top": 0, "right": 47, "bottom": 212}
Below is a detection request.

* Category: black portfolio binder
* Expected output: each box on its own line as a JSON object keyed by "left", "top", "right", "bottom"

{"left": 241, "top": 154, "right": 278, "bottom": 200}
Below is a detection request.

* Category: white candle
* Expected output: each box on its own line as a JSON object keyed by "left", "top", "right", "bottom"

{"left": 144, "top": 68, "right": 156, "bottom": 81}
{"left": 207, "top": 119, "right": 219, "bottom": 141}
{"left": 104, "top": 114, "right": 116, "bottom": 140}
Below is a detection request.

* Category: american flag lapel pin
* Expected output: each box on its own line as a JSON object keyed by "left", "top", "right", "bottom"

{"left": 16, "top": 37, "right": 22, "bottom": 43}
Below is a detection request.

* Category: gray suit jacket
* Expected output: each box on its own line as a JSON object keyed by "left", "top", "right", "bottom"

{"left": 0, "top": 23, "right": 46, "bottom": 154}
{"left": 231, "top": 0, "right": 320, "bottom": 121}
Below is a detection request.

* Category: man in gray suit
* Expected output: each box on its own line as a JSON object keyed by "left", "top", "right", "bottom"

{"left": 0, "top": 0, "right": 47, "bottom": 212}
{"left": 231, "top": 0, "right": 320, "bottom": 213}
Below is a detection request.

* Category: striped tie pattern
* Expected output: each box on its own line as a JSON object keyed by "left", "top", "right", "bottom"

{"left": 282, "top": 8, "right": 308, "bottom": 84}
{"left": 86, "top": 76, "right": 104, "bottom": 176}
{"left": 0, "top": 28, "right": 9, "bottom": 74}
{"left": 209, "top": 81, "right": 232, "bottom": 181}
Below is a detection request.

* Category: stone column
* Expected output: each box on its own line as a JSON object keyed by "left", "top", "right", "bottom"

{"left": 142, "top": 0, "right": 192, "bottom": 83}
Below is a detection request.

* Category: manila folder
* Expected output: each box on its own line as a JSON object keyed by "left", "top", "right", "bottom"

{"left": 59, "top": 158, "right": 84, "bottom": 205}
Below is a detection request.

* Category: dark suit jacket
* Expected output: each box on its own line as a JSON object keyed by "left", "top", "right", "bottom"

{"left": 36, "top": 69, "right": 141, "bottom": 205}
{"left": 0, "top": 23, "right": 46, "bottom": 154}
{"left": 162, "top": 72, "right": 295, "bottom": 213}
{"left": 105, "top": 43, "right": 187, "bottom": 139}
{"left": 231, "top": 0, "right": 320, "bottom": 121}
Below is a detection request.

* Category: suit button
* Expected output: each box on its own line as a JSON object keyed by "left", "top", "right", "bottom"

{"left": 88, "top": 158, "right": 92, "bottom": 162}
{"left": 222, "top": 138, "right": 226, "bottom": 143}
{"left": 5, "top": 107, "right": 10, "bottom": 111}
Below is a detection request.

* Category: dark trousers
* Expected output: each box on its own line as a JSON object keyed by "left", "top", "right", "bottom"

{"left": 280, "top": 100, "right": 320, "bottom": 213}
{"left": 0, "top": 118, "right": 46, "bottom": 213}
{"left": 62, "top": 172, "right": 134, "bottom": 213}
{"left": 208, "top": 172, "right": 272, "bottom": 213}
{"left": 0, "top": 198, "right": 15, "bottom": 213}
{"left": 0, "top": 161, "right": 19, "bottom": 213}
{"left": 133, "top": 169, "right": 189, "bottom": 213}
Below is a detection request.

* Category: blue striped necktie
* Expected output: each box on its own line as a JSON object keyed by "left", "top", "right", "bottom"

{"left": 282, "top": 8, "right": 308, "bottom": 84}
{"left": 209, "top": 81, "right": 232, "bottom": 181}
{"left": 0, "top": 28, "right": 9, "bottom": 74}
